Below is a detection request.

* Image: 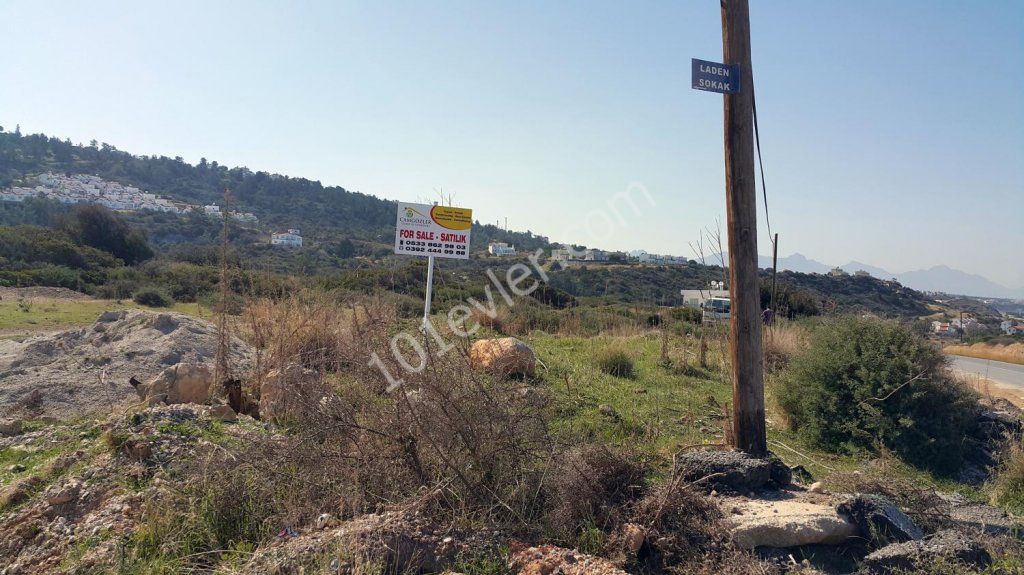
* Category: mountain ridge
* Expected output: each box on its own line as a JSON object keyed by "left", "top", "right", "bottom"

{"left": 760, "top": 253, "right": 1023, "bottom": 300}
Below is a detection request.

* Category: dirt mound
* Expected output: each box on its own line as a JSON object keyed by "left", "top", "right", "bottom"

{"left": 0, "top": 310, "right": 252, "bottom": 419}
{"left": 0, "top": 286, "right": 89, "bottom": 301}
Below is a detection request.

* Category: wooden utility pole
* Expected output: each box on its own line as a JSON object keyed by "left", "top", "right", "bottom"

{"left": 722, "top": 0, "right": 767, "bottom": 456}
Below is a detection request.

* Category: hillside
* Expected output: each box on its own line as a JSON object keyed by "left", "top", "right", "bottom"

{"left": 543, "top": 263, "right": 932, "bottom": 318}
{"left": 0, "top": 130, "right": 553, "bottom": 259}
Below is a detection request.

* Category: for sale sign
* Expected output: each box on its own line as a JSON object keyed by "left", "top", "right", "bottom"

{"left": 394, "top": 202, "right": 473, "bottom": 259}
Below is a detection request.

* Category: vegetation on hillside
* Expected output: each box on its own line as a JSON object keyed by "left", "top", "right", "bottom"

{"left": 0, "top": 129, "right": 553, "bottom": 256}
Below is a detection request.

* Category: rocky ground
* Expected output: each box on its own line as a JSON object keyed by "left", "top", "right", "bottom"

{"left": 1, "top": 402, "right": 1020, "bottom": 574}
{"left": 0, "top": 310, "right": 252, "bottom": 419}
{"left": 0, "top": 311, "right": 1022, "bottom": 574}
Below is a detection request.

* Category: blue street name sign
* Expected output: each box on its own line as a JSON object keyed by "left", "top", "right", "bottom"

{"left": 691, "top": 58, "right": 740, "bottom": 94}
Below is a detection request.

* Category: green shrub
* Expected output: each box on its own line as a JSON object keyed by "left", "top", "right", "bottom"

{"left": 776, "top": 317, "right": 979, "bottom": 474}
{"left": 133, "top": 288, "right": 174, "bottom": 308}
{"left": 670, "top": 306, "right": 703, "bottom": 324}
{"left": 596, "top": 345, "right": 635, "bottom": 378}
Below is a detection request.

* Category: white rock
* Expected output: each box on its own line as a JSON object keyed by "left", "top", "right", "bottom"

{"left": 723, "top": 497, "right": 858, "bottom": 549}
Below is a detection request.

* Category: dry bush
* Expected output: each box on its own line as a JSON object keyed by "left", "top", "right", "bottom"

{"left": 242, "top": 290, "right": 357, "bottom": 375}
{"left": 542, "top": 444, "right": 648, "bottom": 541}
{"left": 763, "top": 320, "right": 808, "bottom": 372}
{"left": 989, "top": 439, "right": 1024, "bottom": 514}
{"left": 240, "top": 293, "right": 552, "bottom": 523}
{"left": 609, "top": 476, "right": 765, "bottom": 574}
{"left": 470, "top": 305, "right": 510, "bottom": 333}
{"left": 946, "top": 342, "right": 1024, "bottom": 366}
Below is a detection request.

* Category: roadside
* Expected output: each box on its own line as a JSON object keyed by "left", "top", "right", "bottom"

{"left": 949, "top": 354, "right": 1024, "bottom": 408}
{"left": 946, "top": 342, "right": 1024, "bottom": 366}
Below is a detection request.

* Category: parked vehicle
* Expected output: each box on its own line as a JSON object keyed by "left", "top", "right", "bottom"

{"left": 702, "top": 296, "right": 731, "bottom": 321}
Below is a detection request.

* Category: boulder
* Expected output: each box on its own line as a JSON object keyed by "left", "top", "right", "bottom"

{"left": 259, "top": 364, "right": 322, "bottom": 424}
{"left": 0, "top": 418, "right": 23, "bottom": 436}
{"left": 132, "top": 363, "right": 214, "bottom": 405}
{"left": 208, "top": 404, "right": 237, "bottom": 422}
{"left": 619, "top": 523, "right": 645, "bottom": 555}
{"left": 675, "top": 450, "right": 791, "bottom": 493}
{"left": 837, "top": 494, "right": 923, "bottom": 544}
{"left": 725, "top": 498, "right": 859, "bottom": 549}
{"left": 859, "top": 529, "right": 991, "bottom": 574}
{"left": 45, "top": 480, "right": 82, "bottom": 506}
{"left": 469, "top": 337, "right": 536, "bottom": 377}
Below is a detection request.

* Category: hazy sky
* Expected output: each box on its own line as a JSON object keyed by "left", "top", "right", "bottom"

{"left": 2, "top": 1, "right": 1022, "bottom": 287}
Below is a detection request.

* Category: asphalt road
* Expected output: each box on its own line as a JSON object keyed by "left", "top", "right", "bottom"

{"left": 948, "top": 354, "right": 1024, "bottom": 389}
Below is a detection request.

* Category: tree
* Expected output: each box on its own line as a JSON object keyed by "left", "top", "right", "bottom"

{"left": 60, "top": 205, "right": 153, "bottom": 264}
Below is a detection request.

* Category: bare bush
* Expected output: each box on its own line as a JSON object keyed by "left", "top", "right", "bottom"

{"left": 543, "top": 444, "right": 648, "bottom": 541}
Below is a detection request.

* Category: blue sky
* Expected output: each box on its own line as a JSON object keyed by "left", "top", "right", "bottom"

{"left": 2, "top": 1, "right": 1022, "bottom": 287}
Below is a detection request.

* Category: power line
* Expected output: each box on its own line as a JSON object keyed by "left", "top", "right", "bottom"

{"left": 750, "top": 82, "right": 773, "bottom": 245}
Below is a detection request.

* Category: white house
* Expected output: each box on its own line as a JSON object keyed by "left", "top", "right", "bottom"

{"left": 271, "top": 229, "right": 303, "bottom": 248}
{"left": 1002, "top": 320, "right": 1024, "bottom": 336}
{"left": 487, "top": 242, "right": 516, "bottom": 256}
{"left": 203, "top": 204, "right": 221, "bottom": 216}
{"left": 551, "top": 248, "right": 573, "bottom": 263}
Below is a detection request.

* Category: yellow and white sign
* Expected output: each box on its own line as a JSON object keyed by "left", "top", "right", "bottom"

{"left": 394, "top": 202, "right": 473, "bottom": 260}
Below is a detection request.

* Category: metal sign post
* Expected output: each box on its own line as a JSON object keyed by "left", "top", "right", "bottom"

{"left": 422, "top": 254, "right": 435, "bottom": 327}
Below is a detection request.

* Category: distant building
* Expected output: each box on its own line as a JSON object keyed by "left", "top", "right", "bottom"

{"left": 1000, "top": 320, "right": 1024, "bottom": 335}
{"left": 232, "top": 212, "right": 258, "bottom": 223}
{"left": 551, "top": 248, "right": 573, "bottom": 263}
{"left": 680, "top": 288, "right": 730, "bottom": 308}
{"left": 931, "top": 321, "right": 955, "bottom": 336}
{"left": 582, "top": 249, "right": 608, "bottom": 262}
{"left": 0, "top": 172, "right": 190, "bottom": 214}
{"left": 203, "top": 204, "right": 221, "bottom": 216}
{"left": 271, "top": 229, "right": 303, "bottom": 247}
{"left": 487, "top": 242, "right": 516, "bottom": 256}
{"left": 829, "top": 267, "right": 848, "bottom": 277}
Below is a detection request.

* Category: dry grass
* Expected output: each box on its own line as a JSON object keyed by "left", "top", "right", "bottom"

{"left": 595, "top": 344, "right": 636, "bottom": 378}
{"left": 945, "top": 342, "right": 1024, "bottom": 365}
{"left": 763, "top": 320, "right": 809, "bottom": 372}
{"left": 989, "top": 440, "right": 1024, "bottom": 514}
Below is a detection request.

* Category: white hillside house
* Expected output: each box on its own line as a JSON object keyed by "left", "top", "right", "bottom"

{"left": 271, "top": 229, "right": 303, "bottom": 248}
{"left": 488, "top": 242, "right": 516, "bottom": 256}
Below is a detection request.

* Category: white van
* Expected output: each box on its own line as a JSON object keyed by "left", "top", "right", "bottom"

{"left": 702, "top": 297, "right": 731, "bottom": 321}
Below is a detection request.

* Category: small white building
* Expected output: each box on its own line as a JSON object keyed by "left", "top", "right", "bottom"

{"left": 680, "top": 289, "right": 731, "bottom": 308}
{"left": 582, "top": 249, "right": 608, "bottom": 262}
{"left": 551, "top": 248, "right": 574, "bottom": 263}
{"left": 1000, "top": 320, "right": 1024, "bottom": 335}
{"left": 203, "top": 204, "right": 221, "bottom": 216}
{"left": 487, "top": 242, "right": 516, "bottom": 256}
{"left": 271, "top": 229, "right": 303, "bottom": 248}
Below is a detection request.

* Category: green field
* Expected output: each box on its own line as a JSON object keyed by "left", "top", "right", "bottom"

{"left": 531, "top": 328, "right": 985, "bottom": 498}
{"left": 0, "top": 297, "right": 208, "bottom": 337}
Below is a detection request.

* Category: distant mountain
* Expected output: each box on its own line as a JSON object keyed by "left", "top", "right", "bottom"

{"left": 750, "top": 251, "right": 1024, "bottom": 300}
{"left": 754, "top": 252, "right": 831, "bottom": 274}
{"left": 897, "top": 265, "right": 1023, "bottom": 299}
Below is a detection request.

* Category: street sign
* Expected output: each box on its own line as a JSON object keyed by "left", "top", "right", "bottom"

{"left": 394, "top": 202, "right": 473, "bottom": 260}
{"left": 692, "top": 58, "right": 740, "bottom": 94}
